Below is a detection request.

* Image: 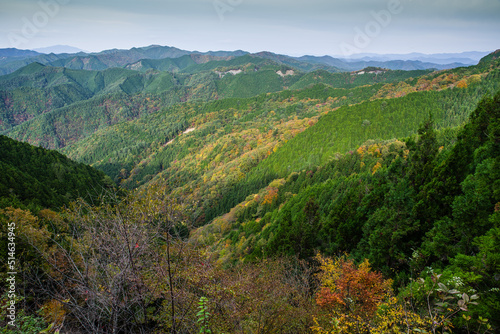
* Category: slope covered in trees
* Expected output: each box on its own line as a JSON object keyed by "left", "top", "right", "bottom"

{"left": 28, "top": 53, "right": 493, "bottom": 231}
{"left": 2, "top": 91, "right": 498, "bottom": 334}
{"left": 2, "top": 51, "right": 495, "bottom": 225}
{"left": 1, "top": 50, "right": 500, "bottom": 334}
{"left": 0, "top": 45, "right": 241, "bottom": 74}
{"left": 201, "top": 59, "right": 500, "bottom": 221}
{"left": 0, "top": 58, "right": 421, "bottom": 135}
{"left": 1, "top": 60, "right": 428, "bottom": 148}
{"left": 0, "top": 135, "right": 113, "bottom": 210}
{"left": 195, "top": 90, "right": 500, "bottom": 327}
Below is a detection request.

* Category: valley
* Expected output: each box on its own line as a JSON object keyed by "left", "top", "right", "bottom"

{"left": 1, "top": 46, "right": 499, "bottom": 333}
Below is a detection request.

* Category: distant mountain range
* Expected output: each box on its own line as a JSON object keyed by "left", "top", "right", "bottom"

{"left": 293, "top": 55, "right": 469, "bottom": 72}
{"left": 29, "top": 45, "right": 489, "bottom": 64}
{"left": 335, "top": 51, "right": 490, "bottom": 64}
{"left": 0, "top": 45, "right": 490, "bottom": 76}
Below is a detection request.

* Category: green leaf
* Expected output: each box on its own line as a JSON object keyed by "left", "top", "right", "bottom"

{"left": 438, "top": 282, "right": 448, "bottom": 292}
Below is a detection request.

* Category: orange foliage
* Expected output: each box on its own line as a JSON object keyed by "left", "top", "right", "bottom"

{"left": 356, "top": 146, "right": 365, "bottom": 157}
{"left": 316, "top": 286, "right": 345, "bottom": 307}
{"left": 315, "top": 255, "right": 392, "bottom": 319}
{"left": 456, "top": 79, "right": 468, "bottom": 89}
{"left": 372, "top": 161, "right": 382, "bottom": 175}
{"left": 262, "top": 187, "right": 279, "bottom": 205}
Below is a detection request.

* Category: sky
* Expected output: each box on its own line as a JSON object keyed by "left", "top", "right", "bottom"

{"left": 0, "top": 0, "right": 498, "bottom": 56}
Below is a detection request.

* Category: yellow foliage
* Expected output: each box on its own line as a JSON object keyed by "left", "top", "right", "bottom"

{"left": 371, "top": 297, "right": 431, "bottom": 334}
{"left": 372, "top": 161, "right": 382, "bottom": 175}
{"left": 368, "top": 144, "right": 382, "bottom": 157}
{"left": 312, "top": 313, "right": 369, "bottom": 334}
{"left": 356, "top": 146, "right": 365, "bottom": 157}
{"left": 262, "top": 187, "right": 278, "bottom": 205}
{"left": 468, "top": 74, "right": 482, "bottom": 84}
{"left": 268, "top": 178, "right": 286, "bottom": 188}
{"left": 315, "top": 253, "right": 341, "bottom": 289}
{"left": 1, "top": 208, "right": 50, "bottom": 254}
{"left": 313, "top": 256, "right": 458, "bottom": 334}
{"left": 41, "top": 299, "right": 67, "bottom": 327}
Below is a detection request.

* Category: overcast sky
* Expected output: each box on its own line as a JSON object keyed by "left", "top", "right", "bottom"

{"left": 0, "top": 0, "right": 498, "bottom": 56}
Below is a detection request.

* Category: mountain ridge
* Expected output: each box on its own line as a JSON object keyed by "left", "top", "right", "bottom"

{"left": 0, "top": 45, "right": 481, "bottom": 76}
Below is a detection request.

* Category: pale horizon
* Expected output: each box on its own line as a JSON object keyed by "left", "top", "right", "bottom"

{"left": 5, "top": 43, "right": 496, "bottom": 61}
{"left": 1, "top": 0, "right": 499, "bottom": 57}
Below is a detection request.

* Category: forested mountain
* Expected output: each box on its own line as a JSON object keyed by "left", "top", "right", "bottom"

{"left": 0, "top": 52, "right": 76, "bottom": 76}
{"left": 2, "top": 50, "right": 498, "bottom": 217}
{"left": 55, "top": 53, "right": 499, "bottom": 196}
{"left": 1, "top": 57, "right": 428, "bottom": 143}
{"left": 0, "top": 48, "right": 499, "bottom": 334}
{"left": 0, "top": 135, "right": 113, "bottom": 210}
{"left": 0, "top": 45, "right": 247, "bottom": 75}
{"left": 0, "top": 48, "right": 40, "bottom": 62}
{"left": 194, "top": 90, "right": 500, "bottom": 326}
{"left": 0, "top": 45, "right": 472, "bottom": 77}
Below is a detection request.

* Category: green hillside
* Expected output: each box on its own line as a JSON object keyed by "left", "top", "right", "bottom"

{"left": 252, "top": 51, "right": 341, "bottom": 72}
{"left": 4, "top": 92, "right": 183, "bottom": 149}
{"left": 289, "top": 68, "right": 432, "bottom": 90}
{"left": 0, "top": 63, "right": 177, "bottom": 94}
{"left": 124, "top": 55, "right": 198, "bottom": 72}
{"left": 0, "top": 85, "right": 91, "bottom": 131}
{"left": 58, "top": 82, "right": 387, "bottom": 188}
{"left": 252, "top": 70, "right": 500, "bottom": 176}
{"left": 0, "top": 45, "right": 248, "bottom": 75}
{"left": 180, "top": 54, "right": 287, "bottom": 73}
{"left": 201, "top": 63, "right": 500, "bottom": 221}
{"left": 1, "top": 49, "right": 500, "bottom": 334}
{"left": 0, "top": 135, "right": 113, "bottom": 210}
{"left": 194, "top": 90, "right": 500, "bottom": 326}
{"left": 0, "top": 52, "right": 73, "bottom": 75}
{"left": 1, "top": 58, "right": 423, "bottom": 146}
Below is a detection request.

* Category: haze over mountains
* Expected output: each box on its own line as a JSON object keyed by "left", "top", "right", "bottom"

{"left": 338, "top": 51, "right": 490, "bottom": 64}
{"left": 0, "top": 45, "right": 491, "bottom": 76}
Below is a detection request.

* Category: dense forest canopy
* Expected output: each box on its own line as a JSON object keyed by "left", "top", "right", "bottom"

{"left": 0, "top": 135, "right": 113, "bottom": 211}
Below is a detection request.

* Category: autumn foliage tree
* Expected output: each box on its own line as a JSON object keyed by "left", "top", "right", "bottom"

{"left": 313, "top": 253, "right": 392, "bottom": 333}
{"left": 13, "top": 185, "right": 194, "bottom": 334}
